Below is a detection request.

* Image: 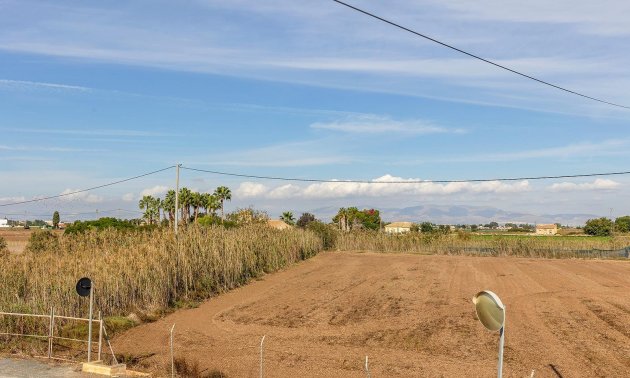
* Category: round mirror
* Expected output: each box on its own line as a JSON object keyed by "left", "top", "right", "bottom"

{"left": 472, "top": 290, "right": 505, "bottom": 332}
{"left": 76, "top": 277, "right": 92, "bottom": 297}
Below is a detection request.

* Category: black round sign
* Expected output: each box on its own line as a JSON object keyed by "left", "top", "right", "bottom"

{"left": 76, "top": 277, "right": 92, "bottom": 297}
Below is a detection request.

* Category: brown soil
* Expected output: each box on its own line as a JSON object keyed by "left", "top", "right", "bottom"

{"left": 0, "top": 228, "right": 63, "bottom": 254}
{"left": 114, "top": 252, "right": 630, "bottom": 377}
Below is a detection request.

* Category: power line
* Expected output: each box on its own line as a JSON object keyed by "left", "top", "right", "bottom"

{"left": 331, "top": 0, "right": 630, "bottom": 110}
{"left": 181, "top": 166, "right": 630, "bottom": 184}
{"left": 0, "top": 166, "right": 175, "bottom": 208}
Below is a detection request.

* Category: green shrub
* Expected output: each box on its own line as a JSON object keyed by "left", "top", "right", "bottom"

{"left": 307, "top": 221, "right": 338, "bottom": 250}
{"left": 584, "top": 217, "right": 613, "bottom": 236}
{"left": 0, "top": 236, "right": 7, "bottom": 253}
{"left": 26, "top": 230, "right": 59, "bottom": 253}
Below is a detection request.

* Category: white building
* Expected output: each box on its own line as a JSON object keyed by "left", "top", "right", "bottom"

{"left": 0, "top": 218, "right": 9, "bottom": 228}
{"left": 385, "top": 222, "right": 413, "bottom": 234}
{"left": 535, "top": 224, "right": 558, "bottom": 235}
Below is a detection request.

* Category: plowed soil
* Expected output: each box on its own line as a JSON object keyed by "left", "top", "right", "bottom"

{"left": 114, "top": 252, "right": 630, "bottom": 377}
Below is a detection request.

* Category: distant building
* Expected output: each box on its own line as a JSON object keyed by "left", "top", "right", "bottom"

{"left": 535, "top": 224, "right": 558, "bottom": 235}
{"left": 385, "top": 222, "right": 413, "bottom": 234}
{"left": 267, "top": 219, "right": 292, "bottom": 230}
{"left": 0, "top": 218, "right": 9, "bottom": 228}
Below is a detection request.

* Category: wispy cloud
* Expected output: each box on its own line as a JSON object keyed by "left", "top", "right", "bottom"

{"left": 0, "top": 145, "right": 107, "bottom": 153}
{"left": 0, "top": 79, "right": 91, "bottom": 92}
{"left": 59, "top": 189, "right": 103, "bottom": 203}
{"left": 548, "top": 179, "right": 621, "bottom": 192}
{"left": 140, "top": 185, "right": 169, "bottom": 197}
{"left": 0, "top": 128, "right": 179, "bottom": 138}
{"left": 311, "top": 114, "right": 464, "bottom": 135}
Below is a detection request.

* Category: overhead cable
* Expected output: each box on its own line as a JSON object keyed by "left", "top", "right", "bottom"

{"left": 0, "top": 166, "right": 175, "bottom": 207}
{"left": 181, "top": 166, "right": 630, "bottom": 184}
{"left": 331, "top": 0, "right": 630, "bottom": 110}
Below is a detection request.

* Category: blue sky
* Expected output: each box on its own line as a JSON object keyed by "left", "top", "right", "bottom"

{"left": 1, "top": 0, "right": 630, "bottom": 222}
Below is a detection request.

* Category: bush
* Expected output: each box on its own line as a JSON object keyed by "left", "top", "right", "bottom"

{"left": 26, "top": 230, "right": 59, "bottom": 253}
{"left": 296, "top": 213, "right": 316, "bottom": 228}
{"left": 615, "top": 216, "right": 630, "bottom": 233}
{"left": 0, "top": 236, "right": 7, "bottom": 255}
{"left": 64, "top": 217, "right": 136, "bottom": 235}
{"left": 584, "top": 218, "right": 613, "bottom": 236}
{"left": 307, "top": 221, "right": 338, "bottom": 250}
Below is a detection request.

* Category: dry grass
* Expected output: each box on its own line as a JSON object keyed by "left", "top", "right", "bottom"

{"left": 0, "top": 225, "right": 322, "bottom": 319}
{"left": 336, "top": 230, "right": 630, "bottom": 258}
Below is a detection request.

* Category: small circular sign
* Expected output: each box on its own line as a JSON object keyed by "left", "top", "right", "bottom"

{"left": 472, "top": 290, "right": 505, "bottom": 332}
{"left": 76, "top": 277, "right": 92, "bottom": 297}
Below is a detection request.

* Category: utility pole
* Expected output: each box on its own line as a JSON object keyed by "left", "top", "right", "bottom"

{"left": 175, "top": 164, "right": 181, "bottom": 235}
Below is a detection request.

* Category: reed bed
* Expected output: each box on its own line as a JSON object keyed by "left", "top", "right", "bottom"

{"left": 336, "top": 231, "right": 630, "bottom": 258}
{"left": 0, "top": 225, "right": 322, "bottom": 319}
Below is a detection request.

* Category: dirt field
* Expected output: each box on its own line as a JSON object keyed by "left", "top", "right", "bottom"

{"left": 114, "top": 252, "right": 630, "bottom": 377}
{"left": 0, "top": 228, "right": 62, "bottom": 254}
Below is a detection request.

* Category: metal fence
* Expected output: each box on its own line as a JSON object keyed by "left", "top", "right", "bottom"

{"left": 0, "top": 309, "right": 114, "bottom": 363}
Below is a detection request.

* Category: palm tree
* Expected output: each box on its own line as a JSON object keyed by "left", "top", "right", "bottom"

{"left": 139, "top": 195, "right": 156, "bottom": 225}
{"left": 280, "top": 211, "right": 295, "bottom": 226}
{"left": 162, "top": 190, "right": 176, "bottom": 226}
{"left": 191, "top": 191, "right": 203, "bottom": 222}
{"left": 214, "top": 186, "right": 232, "bottom": 221}
{"left": 178, "top": 187, "right": 193, "bottom": 224}
{"left": 202, "top": 193, "right": 220, "bottom": 217}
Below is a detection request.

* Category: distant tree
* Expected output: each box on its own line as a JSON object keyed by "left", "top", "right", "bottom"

{"left": 420, "top": 222, "right": 434, "bottom": 233}
{"left": 52, "top": 211, "right": 60, "bottom": 229}
{"left": 470, "top": 224, "right": 479, "bottom": 232}
{"left": 486, "top": 221, "right": 499, "bottom": 229}
{"left": 584, "top": 217, "right": 613, "bottom": 236}
{"left": 410, "top": 223, "right": 420, "bottom": 233}
{"left": 214, "top": 186, "right": 232, "bottom": 221}
{"left": 178, "top": 187, "right": 193, "bottom": 224}
{"left": 280, "top": 211, "right": 295, "bottom": 226}
{"left": 615, "top": 216, "right": 630, "bottom": 233}
{"left": 333, "top": 207, "right": 381, "bottom": 231}
{"left": 139, "top": 195, "right": 159, "bottom": 225}
{"left": 296, "top": 212, "right": 316, "bottom": 228}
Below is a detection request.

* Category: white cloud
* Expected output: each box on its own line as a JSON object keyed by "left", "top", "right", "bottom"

{"left": 122, "top": 193, "right": 135, "bottom": 202}
{"left": 60, "top": 189, "right": 104, "bottom": 203}
{"left": 311, "top": 114, "right": 464, "bottom": 135}
{"left": 233, "top": 175, "right": 530, "bottom": 200}
{"left": 140, "top": 185, "right": 169, "bottom": 197}
{"left": 548, "top": 179, "right": 621, "bottom": 192}
{"left": 0, "top": 196, "right": 26, "bottom": 203}
{"left": 236, "top": 182, "right": 269, "bottom": 198}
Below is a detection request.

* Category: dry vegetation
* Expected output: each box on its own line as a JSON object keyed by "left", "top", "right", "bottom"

{"left": 336, "top": 230, "right": 630, "bottom": 258}
{"left": 0, "top": 226, "right": 322, "bottom": 319}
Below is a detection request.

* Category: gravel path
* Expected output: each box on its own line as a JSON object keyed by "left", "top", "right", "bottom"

{"left": 0, "top": 358, "right": 84, "bottom": 378}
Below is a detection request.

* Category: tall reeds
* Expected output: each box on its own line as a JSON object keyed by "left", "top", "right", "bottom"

{"left": 0, "top": 226, "right": 322, "bottom": 318}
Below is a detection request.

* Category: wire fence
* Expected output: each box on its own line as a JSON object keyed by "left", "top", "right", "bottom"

{"left": 0, "top": 309, "right": 118, "bottom": 365}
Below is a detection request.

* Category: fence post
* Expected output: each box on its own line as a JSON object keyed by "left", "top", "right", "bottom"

{"left": 260, "top": 335, "right": 266, "bottom": 378}
{"left": 365, "top": 355, "right": 371, "bottom": 378}
{"left": 170, "top": 324, "right": 176, "bottom": 378}
{"left": 47, "top": 307, "right": 54, "bottom": 359}
{"left": 98, "top": 311, "right": 103, "bottom": 362}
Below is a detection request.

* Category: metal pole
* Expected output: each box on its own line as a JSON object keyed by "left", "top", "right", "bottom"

{"left": 175, "top": 164, "right": 180, "bottom": 235}
{"left": 88, "top": 286, "right": 94, "bottom": 362}
{"left": 170, "top": 324, "right": 176, "bottom": 378}
{"left": 97, "top": 311, "right": 103, "bottom": 361}
{"left": 497, "top": 323, "right": 505, "bottom": 378}
{"left": 48, "top": 307, "right": 54, "bottom": 359}
{"left": 260, "top": 335, "right": 266, "bottom": 378}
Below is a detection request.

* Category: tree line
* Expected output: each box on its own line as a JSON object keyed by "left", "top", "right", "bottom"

{"left": 139, "top": 186, "right": 232, "bottom": 226}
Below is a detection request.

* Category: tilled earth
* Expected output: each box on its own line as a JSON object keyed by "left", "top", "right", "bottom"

{"left": 115, "top": 252, "right": 630, "bottom": 377}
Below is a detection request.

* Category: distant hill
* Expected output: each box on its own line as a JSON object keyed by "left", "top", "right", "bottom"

{"left": 309, "top": 205, "right": 597, "bottom": 226}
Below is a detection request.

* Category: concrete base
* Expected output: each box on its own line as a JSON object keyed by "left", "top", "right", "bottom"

{"left": 81, "top": 361, "right": 127, "bottom": 377}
